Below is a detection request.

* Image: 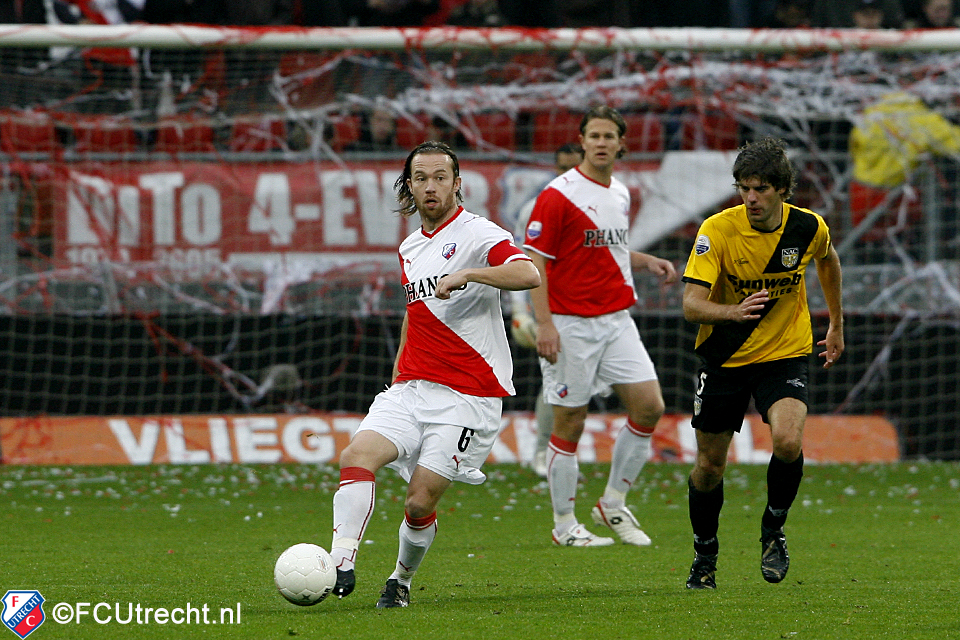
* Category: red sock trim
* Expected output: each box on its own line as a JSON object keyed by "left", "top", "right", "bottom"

{"left": 549, "top": 434, "right": 578, "bottom": 454}
{"left": 405, "top": 511, "right": 437, "bottom": 530}
{"left": 339, "top": 466, "right": 376, "bottom": 485}
{"left": 626, "top": 418, "right": 655, "bottom": 437}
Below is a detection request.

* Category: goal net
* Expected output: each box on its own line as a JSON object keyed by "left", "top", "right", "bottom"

{"left": 0, "top": 25, "right": 958, "bottom": 459}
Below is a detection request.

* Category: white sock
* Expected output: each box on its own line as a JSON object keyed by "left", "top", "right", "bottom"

{"left": 330, "top": 467, "right": 376, "bottom": 572}
{"left": 548, "top": 435, "right": 579, "bottom": 531}
{"left": 602, "top": 424, "right": 652, "bottom": 508}
{"left": 389, "top": 512, "right": 438, "bottom": 587}
{"left": 534, "top": 392, "right": 554, "bottom": 454}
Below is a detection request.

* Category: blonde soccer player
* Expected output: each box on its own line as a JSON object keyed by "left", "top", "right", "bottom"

{"left": 524, "top": 105, "right": 678, "bottom": 547}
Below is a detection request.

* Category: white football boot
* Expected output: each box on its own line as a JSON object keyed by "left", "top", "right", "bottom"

{"left": 552, "top": 523, "right": 615, "bottom": 547}
{"left": 591, "top": 501, "right": 652, "bottom": 546}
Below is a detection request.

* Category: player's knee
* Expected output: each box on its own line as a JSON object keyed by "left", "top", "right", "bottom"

{"left": 404, "top": 492, "right": 438, "bottom": 520}
{"left": 630, "top": 402, "right": 664, "bottom": 430}
{"left": 692, "top": 460, "right": 725, "bottom": 491}
{"left": 772, "top": 438, "right": 802, "bottom": 463}
{"left": 552, "top": 407, "right": 588, "bottom": 441}
{"left": 770, "top": 427, "right": 803, "bottom": 462}
{"left": 339, "top": 441, "right": 381, "bottom": 469}
{"left": 694, "top": 449, "right": 727, "bottom": 486}
{"left": 338, "top": 443, "right": 362, "bottom": 469}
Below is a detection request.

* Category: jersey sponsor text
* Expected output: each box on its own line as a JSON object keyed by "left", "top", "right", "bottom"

{"left": 583, "top": 228, "right": 628, "bottom": 247}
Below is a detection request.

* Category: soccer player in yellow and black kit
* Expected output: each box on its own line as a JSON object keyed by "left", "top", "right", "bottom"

{"left": 680, "top": 137, "right": 844, "bottom": 589}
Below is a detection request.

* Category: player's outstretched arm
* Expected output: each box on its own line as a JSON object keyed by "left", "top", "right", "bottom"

{"left": 631, "top": 251, "right": 678, "bottom": 284}
{"left": 434, "top": 258, "right": 540, "bottom": 300}
{"left": 815, "top": 244, "right": 844, "bottom": 369}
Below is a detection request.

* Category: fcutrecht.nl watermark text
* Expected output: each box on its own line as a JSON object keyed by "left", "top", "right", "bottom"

{"left": 51, "top": 601, "right": 241, "bottom": 625}
{"left": 3, "top": 590, "right": 240, "bottom": 638}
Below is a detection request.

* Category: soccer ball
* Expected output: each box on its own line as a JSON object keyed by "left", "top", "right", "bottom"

{"left": 274, "top": 543, "right": 338, "bottom": 606}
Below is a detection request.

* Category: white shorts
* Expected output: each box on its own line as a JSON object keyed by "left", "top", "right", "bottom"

{"left": 355, "top": 379, "right": 503, "bottom": 485}
{"left": 540, "top": 310, "right": 657, "bottom": 407}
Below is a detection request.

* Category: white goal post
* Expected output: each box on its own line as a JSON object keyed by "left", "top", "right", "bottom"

{"left": 2, "top": 24, "right": 960, "bottom": 52}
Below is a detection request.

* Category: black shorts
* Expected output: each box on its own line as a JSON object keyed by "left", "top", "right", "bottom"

{"left": 691, "top": 356, "right": 809, "bottom": 434}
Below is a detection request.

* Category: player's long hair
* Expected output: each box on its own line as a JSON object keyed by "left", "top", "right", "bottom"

{"left": 580, "top": 105, "right": 628, "bottom": 159}
{"left": 394, "top": 141, "right": 464, "bottom": 218}
{"left": 732, "top": 136, "right": 797, "bottom": 200}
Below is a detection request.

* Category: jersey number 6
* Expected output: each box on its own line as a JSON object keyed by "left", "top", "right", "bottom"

{"left": 457, "top": 428, "right": 476, "bottom": 452}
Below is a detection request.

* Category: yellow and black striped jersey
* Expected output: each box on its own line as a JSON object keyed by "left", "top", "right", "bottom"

{"left": 682, "top": 202, "right": 832, "bottom": 367}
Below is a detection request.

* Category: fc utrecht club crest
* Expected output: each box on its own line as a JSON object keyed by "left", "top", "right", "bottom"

{"left": 442, "top": 243, "right": 457, "bottom": 259}
{"left": 2, "top": 591, "right": 45, "bottom": 639}
{"left": 781, "top": 247, "right": 799, "bottom": 269}
{"left": 526, "top": 221, "right": 542, "bottom": 241}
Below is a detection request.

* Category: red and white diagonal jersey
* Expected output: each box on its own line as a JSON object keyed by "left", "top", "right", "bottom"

{"left": 523, "top": 168, "right": 637, "bottom": 317}
{"left": 397, "top": 207, "right": 530, "bottom": 397}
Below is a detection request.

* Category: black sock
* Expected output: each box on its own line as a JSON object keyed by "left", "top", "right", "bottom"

{"left": 688, "top": 477, "right": 723, "bottom": 556}
{"left": 762, "top": 451, "right": 804, "bottom": 532}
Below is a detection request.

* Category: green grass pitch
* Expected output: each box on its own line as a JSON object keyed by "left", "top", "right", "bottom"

{"left": 2, "top": 461, "right": 958, "bottom": 639}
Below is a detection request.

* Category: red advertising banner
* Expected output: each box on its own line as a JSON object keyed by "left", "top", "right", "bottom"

{"left": 0, "top": 413, "right": 899, "bottom": 466}
{"left": 55, "top": 156, "right": 724, "bottom": 270}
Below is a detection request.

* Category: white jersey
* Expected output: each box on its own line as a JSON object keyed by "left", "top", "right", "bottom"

{"left": 524, "top": 168, "right": 636, "bottom": 317}
{"left": 397, "top": 207, "right": 530, "bottom": 397}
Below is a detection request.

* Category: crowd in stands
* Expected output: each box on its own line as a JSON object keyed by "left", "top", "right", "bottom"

{"left": 1, "top": 0, "right": 958, "bottom": 29}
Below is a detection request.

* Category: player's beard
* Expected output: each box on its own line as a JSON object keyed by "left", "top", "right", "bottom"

{"left": 416, "top": 191, "right": 458, "bottom": 229}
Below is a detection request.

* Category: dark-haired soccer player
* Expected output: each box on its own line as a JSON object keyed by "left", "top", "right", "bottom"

{"left": 681, "top": 137, "right": 844, "bottom": 589}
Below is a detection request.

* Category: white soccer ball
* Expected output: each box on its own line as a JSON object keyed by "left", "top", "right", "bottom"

{"left": 274, "top": 543, "right": 337, "bottom": 606}
{"left": 511, "top": 312, "right": 537, "bottom": 349}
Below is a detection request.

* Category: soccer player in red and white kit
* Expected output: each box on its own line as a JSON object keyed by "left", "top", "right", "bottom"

{"left": 524, "top": 106, "right": 678, "bottom": 547}
{"left": 328, "top": 141, "right": 540, "bottom": 608}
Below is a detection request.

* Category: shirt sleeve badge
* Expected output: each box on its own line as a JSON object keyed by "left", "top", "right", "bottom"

{"left": 695, "top": 234, "right": 711, "bottom": 256}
